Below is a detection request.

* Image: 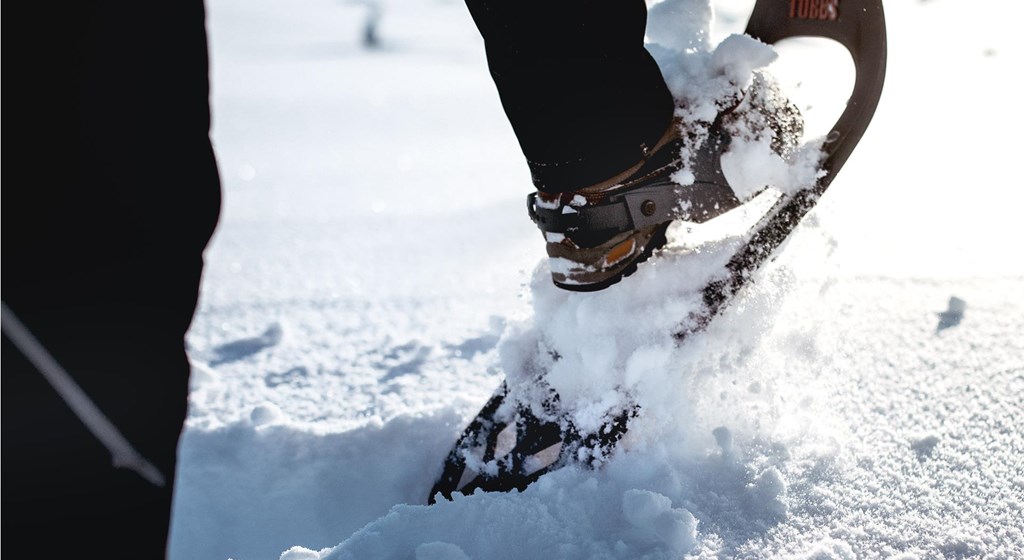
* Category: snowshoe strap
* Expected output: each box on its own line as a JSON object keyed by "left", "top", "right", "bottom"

{"left": 527, "top": 120, "right": 741, "bottom": 238}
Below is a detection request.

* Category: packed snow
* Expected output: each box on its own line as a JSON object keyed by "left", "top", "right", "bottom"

{"left": 169, "top": 0, "right": 1024, "bottom": 558}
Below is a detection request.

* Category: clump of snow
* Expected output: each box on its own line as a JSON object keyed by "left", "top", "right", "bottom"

{"left": 647, "top": 0, "right": 713, "bottom": 53}
{"left": 713, "top": 426, "right": 734, "bottom": 452}
{"left": 280, "top": 546, "right": 329, "bottom": 560}
{"left": 911, "top": 435, "right": 940, "bottom": 459}
{"left": 652, "top": 30, "right": 776, "bottom": 122}
{"left": 720, "top": 136, "right": 790, "bottom": 198}
{"left": 804, "top": 538, "right": 857, "bottom": 559}
{"left": 712, "top": 33, "right": 779, "bottom": 87}
{"left": 649, "top": 0, "right": 823, "bottom": 199}
{"left": 936, "top": 295, "right": 967, "bottom": 331}
{"left": 622, "top": 489, "right": 698, "bottom": 554}
{"left": 747, "top": 467, "right": 788, "bottom": 518}
{"left": 945, "top": 296, "right": 967, "bottom": 315}
{"left": 251, "top": 402, "right": 285, "bottom": 427}
{"left": 415, "top": 541, "right": 471, "bottom": 560}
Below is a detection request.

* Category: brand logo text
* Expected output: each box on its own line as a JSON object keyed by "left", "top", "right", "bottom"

{"left": 790, "top": 0, "right": 839, "bottom": 20}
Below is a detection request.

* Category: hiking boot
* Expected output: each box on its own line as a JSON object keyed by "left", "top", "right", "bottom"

{"left": 532, "top": 120, "right": 685, "bottom": 292}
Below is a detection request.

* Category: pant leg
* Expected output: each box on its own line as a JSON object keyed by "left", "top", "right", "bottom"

{"left": 465, "top": 0, "right": 675, "bottom": 193}
{"left": 1, "top": 318, "right": 194, "bottom": 558}
{"left": 1, "top": 0, "right": 220, "bottom": 556}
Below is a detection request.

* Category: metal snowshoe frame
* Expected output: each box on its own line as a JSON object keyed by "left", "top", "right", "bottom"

{"left": 430, "top": 0, "right": 887, "bottom": 504}
{"left": 681, "top": 0, "right": 887, "bottom": 339}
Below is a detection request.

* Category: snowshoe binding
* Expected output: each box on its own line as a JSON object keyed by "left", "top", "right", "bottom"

{"left": 529, "top": 74, "right": 804, "bottom": 293}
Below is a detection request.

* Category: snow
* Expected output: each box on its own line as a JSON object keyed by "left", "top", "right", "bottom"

{"left": 169, "top": 0, "right": 1024, "bottom": 558}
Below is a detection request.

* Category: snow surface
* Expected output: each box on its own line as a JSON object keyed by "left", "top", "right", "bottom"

{"left": 170, "top": 0, "right": 1024, "bottom": 558}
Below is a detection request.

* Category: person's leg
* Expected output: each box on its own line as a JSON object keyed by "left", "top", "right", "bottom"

{"left": 2, "top": 0, "right": 220, "bottom": 556}
{"left": 1, "top": 318, "right": 194, "bottom": 557}
{"left": 465, "top": 0, "right": 687, "bottom": 291}
{"left": 465, "top": 0, "right": 676, "bottom": 194}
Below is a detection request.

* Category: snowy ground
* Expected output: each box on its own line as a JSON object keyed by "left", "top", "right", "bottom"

{"left": 169, "top": 0, "right": 1024, "bottom": 558}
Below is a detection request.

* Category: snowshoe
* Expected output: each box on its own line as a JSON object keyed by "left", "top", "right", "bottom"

{"left": 430, "top": 0, "right": 886, "bottom": 504}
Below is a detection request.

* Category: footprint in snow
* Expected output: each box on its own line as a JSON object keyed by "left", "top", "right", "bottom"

{"left": 210, "top": 322, "right": 284, "bottom": 366}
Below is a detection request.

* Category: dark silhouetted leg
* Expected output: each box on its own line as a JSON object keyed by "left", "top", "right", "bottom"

{"left": 465, "top": 0, "right": 675, "bottom": 192}
{"left": 2, "top": 0, "right": 220, "bottom": 556}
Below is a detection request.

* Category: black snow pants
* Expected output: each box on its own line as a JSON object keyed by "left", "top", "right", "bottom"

{"left": 1, "top": 0, "right": 220, "bottom": 557}
{"left": 465, "top": 0, "right": 675, "bottom": 193}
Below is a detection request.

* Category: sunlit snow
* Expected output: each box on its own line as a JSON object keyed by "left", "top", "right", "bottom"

{"left": 169, "top": 0, "right": 1024, "bottom": 558}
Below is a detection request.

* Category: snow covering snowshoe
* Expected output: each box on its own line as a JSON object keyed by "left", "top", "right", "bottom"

{"left": 430, "top": 0, "right": 886, "bottom": 504}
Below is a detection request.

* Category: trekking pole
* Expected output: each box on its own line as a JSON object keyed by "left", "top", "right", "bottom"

{"left": 1, "top": 302, "right": 167, "bottom": 487}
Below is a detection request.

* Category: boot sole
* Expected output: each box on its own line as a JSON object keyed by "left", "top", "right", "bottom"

{"left": 553, "top": 222, "right": 671, "bottom": 293}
